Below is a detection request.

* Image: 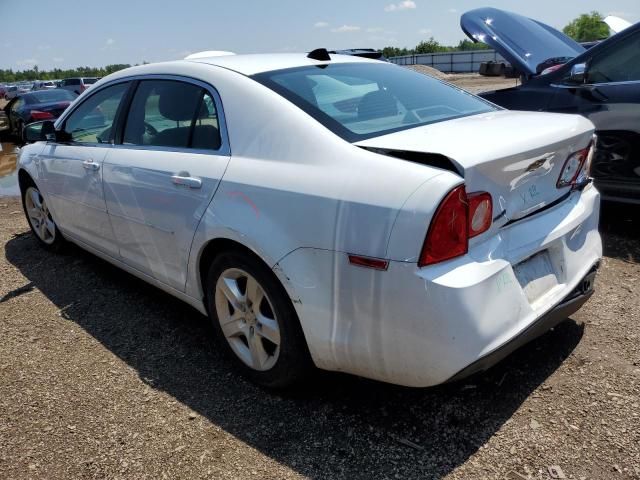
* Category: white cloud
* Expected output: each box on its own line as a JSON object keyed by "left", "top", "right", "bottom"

{"left": 52, "top": 57, "right": 64, "bottom": 63}
{"left": 106, "top": 38, "right": 115, "bottom": 46}
{"left": 16, "top": 58, "right": 38, "bottom": 68}
{"left": 367, "top": 27, "right": 385, "bottom": 33}
{"left": 331, "top": 25, "right": 361, "bottom": 33}
{"left": 314, "top": 21, "right": 329, "bottom": 28}
{"left": 419, "top": 28, "right": 432, "bottom": 34}
{"left": 448, "top": 8, "right": 458, "bottom": 13}
{"left": 384, "top": 1, "right": 416, "bottom": 12}
{"left": 37, "top": 45, "right": 51, "bottom": 51}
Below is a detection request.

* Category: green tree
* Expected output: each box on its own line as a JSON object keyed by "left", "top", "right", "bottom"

{"left": 415, "top": 37, "right": 451, "bottom": 54}
{"left": 455, "top": 39, "right": 490, "bottom": 51}
{"left": 382, "top": 46, "right": 413, "bottom": 58}
{"left": 563, "top": 11, "right": 609, "bottom": 42}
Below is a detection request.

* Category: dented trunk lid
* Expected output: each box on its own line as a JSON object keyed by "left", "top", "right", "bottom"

{"left": 355, "top": 110, "right": 594, "bottom": 223}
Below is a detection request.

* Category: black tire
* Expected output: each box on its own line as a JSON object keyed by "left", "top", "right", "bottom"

{"left": 206, "top": 250, "right": 313, "bottom": 388}
{"left": 20, "top": 179, "right": 65, "bottom": 251}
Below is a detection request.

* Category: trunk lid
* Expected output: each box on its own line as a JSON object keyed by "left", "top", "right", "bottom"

{"left": 355, "top": 110, "right": 594, "bottom": 222}
{"left": 460, "top": 7, "right": 585, "bottom": 77}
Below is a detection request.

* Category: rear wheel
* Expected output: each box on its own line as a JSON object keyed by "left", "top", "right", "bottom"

{"left": 206, "top": 250, "right": 313, "bottom": 388}
{"left": 21, "top": 184, "right": 65, "bottom": 250}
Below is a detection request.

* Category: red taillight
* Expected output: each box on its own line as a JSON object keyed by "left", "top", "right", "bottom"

{"left": 30, "top": 110, "right": 54, "bottom": 120}
{"left": 419, "top": 186, "right": 493, "bottom": 267}
{"left": 468, "top": 192, "right": 493, "bottom": 238}
{"left": 419, "top": 185, "right": 469, "bottom": 267}
{"left": 557, "top": 143, "right": 592, "bottom": 188}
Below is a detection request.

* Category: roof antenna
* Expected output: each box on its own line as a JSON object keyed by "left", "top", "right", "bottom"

{"left": 307, "top": 48, "right": 331, "bottom": 61}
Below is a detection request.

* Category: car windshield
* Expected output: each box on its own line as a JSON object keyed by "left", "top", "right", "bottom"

{"left": 253, "top": 62, "right": 497, "bottom": 142}
{"left": 28, "top": 90, "right": 76, "bottom": 103}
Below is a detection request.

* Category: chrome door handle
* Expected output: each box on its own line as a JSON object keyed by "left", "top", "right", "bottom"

{"left": 171, "top": 174, "right": 202, "bottom": 189}
{"left": 82, "top": 160, "right": 100, "bottom": 171}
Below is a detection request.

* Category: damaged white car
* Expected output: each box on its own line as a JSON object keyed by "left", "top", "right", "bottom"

{"left": 17, "top": 50, "right": 602, "bottom": 387}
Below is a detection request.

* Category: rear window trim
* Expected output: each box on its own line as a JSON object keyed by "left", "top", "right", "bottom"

{"left": 251, "top": 63, "right": 498, "bottom": 143}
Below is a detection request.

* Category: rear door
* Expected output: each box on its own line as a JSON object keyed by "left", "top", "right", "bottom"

{"left": 39, "top": 81, "right": 130, "bottom": 255}
{"left": 102, "top": 77, "right": 230, "bottom": 291}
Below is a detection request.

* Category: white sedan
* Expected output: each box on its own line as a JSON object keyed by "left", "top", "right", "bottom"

{"left": 17, "top": 50, "right": 602, "bottom": 388}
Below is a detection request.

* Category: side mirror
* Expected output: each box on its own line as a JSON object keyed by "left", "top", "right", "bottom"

{"left": 566, "top": 63, "right": 587, "bottom": 84}
{"left": 23, "top": 120, "right": 57, "bottom": 143}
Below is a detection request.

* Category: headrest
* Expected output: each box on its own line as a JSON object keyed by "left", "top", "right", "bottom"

{"left": 158, "top": 85, "right": 203, "bottom": 121}
{"left": 357, "top": 90, "right": 398, "bottom": 121}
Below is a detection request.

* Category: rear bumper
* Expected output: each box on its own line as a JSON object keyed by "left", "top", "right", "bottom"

{"left": 447, "top": 265, "right": 598, "bottom": 383}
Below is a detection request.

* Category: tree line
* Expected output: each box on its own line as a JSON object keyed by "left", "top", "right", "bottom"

{"left": 381, "top": 39, "right": 490, "bottom": 58}
{"left": 0, "top": 63, "right": 137, "bottom": 84}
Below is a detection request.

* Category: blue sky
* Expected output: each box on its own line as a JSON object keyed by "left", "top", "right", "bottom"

{"left": 2, "top": 0, "right": 639, "bottom": 70}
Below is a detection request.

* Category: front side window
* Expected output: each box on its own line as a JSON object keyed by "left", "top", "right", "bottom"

{"left": 123, "top": 80, "right": 221, "bottom": 150}
{"left": 588, "top": 32, "right": 640, "bottom": 83}
{"left": 11, "top": 98, "right": 25, "bottom": 112}
{"left": 63, "top": 82, "right": 128, "bottom": 143}
{"left": 253, "top": 63, "right": 497, "bottom": 142}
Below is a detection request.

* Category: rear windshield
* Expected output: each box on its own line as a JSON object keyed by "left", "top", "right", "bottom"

{"left": 83, "top": 78, "right": 98, "bottom": 84}
{"left": 27, "top": 90, "right": 76, "bottom": 103}
{"left": 252, "top": 63, "right": 497, "bottom": 142}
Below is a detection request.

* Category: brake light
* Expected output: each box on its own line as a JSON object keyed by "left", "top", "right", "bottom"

{"left": 468, "top": 192, "right": 493, "bottom": 238}
{"left": 419, "top": 185, "right": 468, "bottom": 266}
{"left": 30, "top": 110, "right": 54, "bottom": 120}
{"left": 419, "top": 186, "right": 494, "bottom": 267}
{"left": 557, "top": 142, "right": 593, "bottom": 188}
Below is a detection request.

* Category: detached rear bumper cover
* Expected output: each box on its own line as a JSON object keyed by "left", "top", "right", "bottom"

{"left": 447, "top": 265, "right": 598, "bottom": 383}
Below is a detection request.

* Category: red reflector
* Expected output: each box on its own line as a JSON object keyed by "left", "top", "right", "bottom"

{"left": 419, "top": 185, "right": 468, "bottom": 267}
{"left": 30, "top": 110, "right": 54, "bottom": 120}
{"left": 348, "top": 255, "right": 389, "bottom": 271}
{"left": 468, "top": 192, "right": 493, "bottom": 238}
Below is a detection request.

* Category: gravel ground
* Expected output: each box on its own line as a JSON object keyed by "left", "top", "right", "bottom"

{"left": 1, "top": 196, "right": 639, "bottom": 480}
{"left": 0, "top": 74, "right": 639, "bottom": 479}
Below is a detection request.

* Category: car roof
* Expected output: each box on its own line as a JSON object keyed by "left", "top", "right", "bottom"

{"left": 183, "top": 52, "right": 381, "bottom": 75}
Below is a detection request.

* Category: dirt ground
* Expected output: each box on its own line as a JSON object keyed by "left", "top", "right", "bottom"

{"left": 0, "top": 74, "right": 639, "bottom": 479}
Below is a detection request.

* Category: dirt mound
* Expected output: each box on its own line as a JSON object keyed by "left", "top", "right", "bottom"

{"left": 403, "top": 64, "right": 453, "bottom": 81}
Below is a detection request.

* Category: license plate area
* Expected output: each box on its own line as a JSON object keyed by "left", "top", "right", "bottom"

{"left": 514, "top": 250, "right": 559, "bottom": 304}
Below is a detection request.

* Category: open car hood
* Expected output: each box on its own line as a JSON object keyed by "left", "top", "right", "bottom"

{"left": 461, "top": 7, "right": 585, "bottom": 77}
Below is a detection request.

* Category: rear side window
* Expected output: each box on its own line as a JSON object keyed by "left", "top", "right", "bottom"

{"left": 83, "top": 78, "right": 98, "bottom": 85}
{"left": 66, "top": 78, "right": 81, "bottom": 86}
{"left": 122, "top": 80, "right": 221, "bottom": 150}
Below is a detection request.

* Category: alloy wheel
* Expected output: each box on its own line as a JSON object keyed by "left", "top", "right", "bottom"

{"left": 214, "top": 268, "right": 281, "bottom": 371}
{"left": 24, "top": 186, "right": 56, "bottom": 245}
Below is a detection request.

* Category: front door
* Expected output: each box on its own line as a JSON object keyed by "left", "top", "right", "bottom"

{"left": 549, "top": 30, "right": 640, "bottom": 195}
{"left": 102, "top": 78, "right": 230, "bottom": 291}
{"left": 39, "top": 81, "right": 129, "bottom": 255}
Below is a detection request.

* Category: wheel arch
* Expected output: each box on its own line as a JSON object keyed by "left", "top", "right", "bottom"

{"left": 194, "top": 235, "right": 300, "bottom": 309}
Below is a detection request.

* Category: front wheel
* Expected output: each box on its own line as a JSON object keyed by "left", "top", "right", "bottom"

{"left": 206, "top": 250, "right": 313, "bottom": 388}
{"left": 22, "top": 184, "right": 65, "bottom": 250}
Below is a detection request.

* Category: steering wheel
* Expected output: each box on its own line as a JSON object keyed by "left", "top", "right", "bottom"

{"left": 144, "top": 122, "right": 158, "bottom": 136}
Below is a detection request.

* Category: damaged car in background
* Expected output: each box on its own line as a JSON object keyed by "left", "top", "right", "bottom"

{"left": 17, "top": 51, "right": 601, "bottom": 388}
{"left": 462, "top": 8, "right": 640, "bottom": 204}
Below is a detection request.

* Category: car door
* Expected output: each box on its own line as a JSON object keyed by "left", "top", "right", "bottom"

{"left": 38, "top": 81, "right": 130, "bottom": 256}
{"left": 548, "top": 29, "right": 640, "bottom": 194}
{"left": 102, "top": 77, "right": 230, "bottom": 291}
{"left": 8, "top": 97, "right": 25, "bottom": 133}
